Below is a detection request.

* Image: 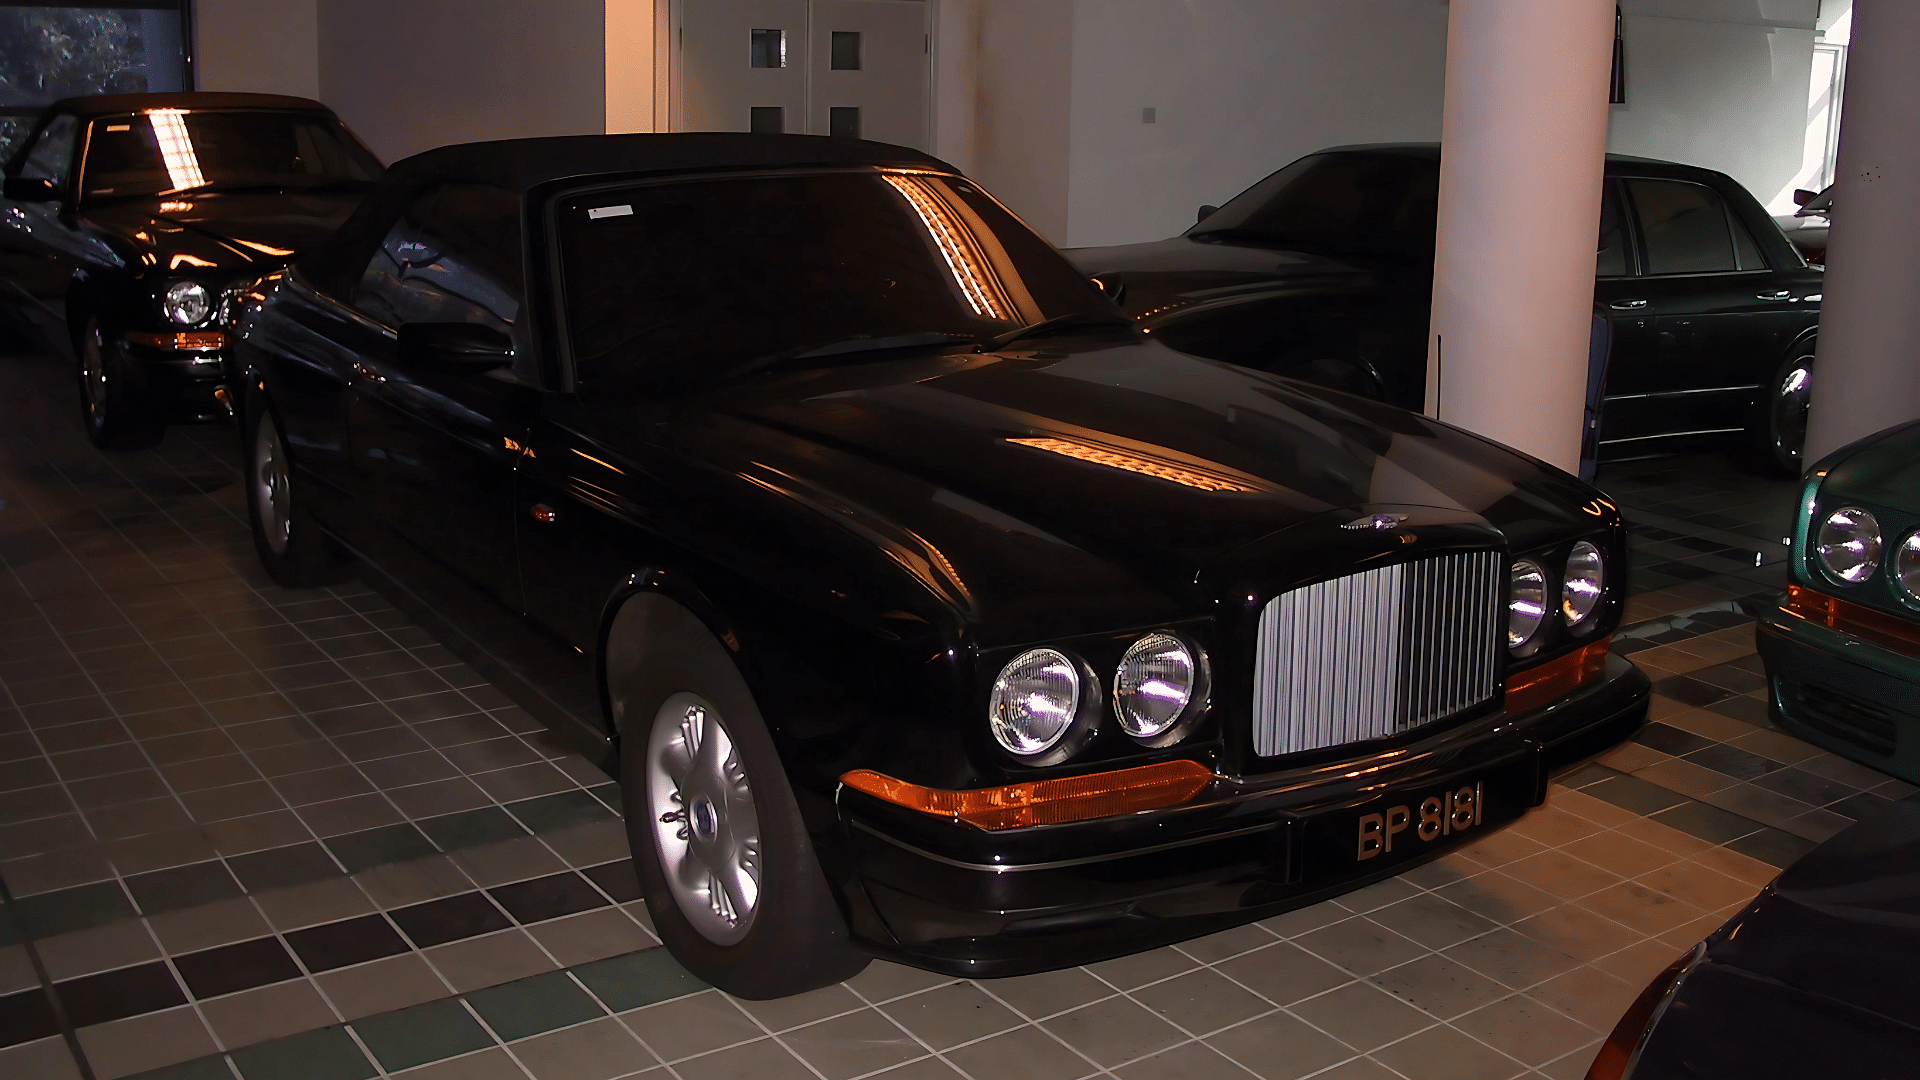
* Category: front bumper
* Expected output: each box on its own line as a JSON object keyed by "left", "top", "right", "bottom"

{"left": 1757, "top": 608, "right": 1920, "bottom": 785}
{"left": 119, "top": 336, "right": 230, "bottom": 423}
{"left": 835, "top": 654, "right": 1649, "bottom": 977}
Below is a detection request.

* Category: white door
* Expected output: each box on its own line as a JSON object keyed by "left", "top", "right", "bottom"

{"left": 676, "top": 0, "right": 929, "bottom": 149}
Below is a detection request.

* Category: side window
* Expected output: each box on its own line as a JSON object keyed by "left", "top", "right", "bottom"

{"left": 353, "top": 183, "right": 525, "bottom": 335}
{"left": 1597, "top": 182, "right": 1627, "bottom": 278}
{"left": 1731, "top": 210, "right": 1767, "bottom": 271}
{"left": 18, "top": 115, "right": 78, "bottom": 188}
{"left": 1626, "top": 178, "right": 1739, "bottom": 275}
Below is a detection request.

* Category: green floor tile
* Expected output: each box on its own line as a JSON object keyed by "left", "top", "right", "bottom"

{"left": 123, "top": 1055, "right": 237, "bottom": 1080}
{"left": 1650, "top": 799, "right": 1765, "bottom": 844}
{"left": 229, "top": 1026, "right": 376, "bottom": 1080}
{"left": 1727, "top": 827, "right": 1818, "bottom": 869}
{"left": 467, "top": 970, "right": 607, "bottom": 1041}
{"left": 572, "top": 946, "right": 707, "bottom": 1012}
{"left": 1583, "top": 774, "right": 1690, "bottom": 815}
{"left": 351, "top": 997, "right": 495, "bottom": 1072}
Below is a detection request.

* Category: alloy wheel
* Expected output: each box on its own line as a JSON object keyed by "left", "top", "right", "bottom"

{"left": 644, "top": 691, "right": 762, "bottom": 946}
{"left": 1771, "top": 356, "right": 1813, "bottom": 468}
{"left": 253, "top": 411, "right": 292, "bottom": 555}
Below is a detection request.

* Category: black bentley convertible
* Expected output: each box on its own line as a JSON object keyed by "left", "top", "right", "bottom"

{"left": 0, "top": 92, "right": 382, "bottom": 447}
{"left": 231, "top": 133, "right": 1649, "bottom": 998}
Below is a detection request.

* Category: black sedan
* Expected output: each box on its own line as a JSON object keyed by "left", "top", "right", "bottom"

{"left": 0, "top": 92, "right": 382, "bottom": 447}
{"left": 231, "top": 133, "right": 1649, "bottom": 998}
{"left": 1588, "top": 797, "right": 1920, "bottom": 1079}
{"left": 1067, "top": 144, "right": 1824, "bottom": 474}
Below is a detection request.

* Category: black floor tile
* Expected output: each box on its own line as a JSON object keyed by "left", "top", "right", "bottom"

{"left": 1557, "top": 762, "right": 1625, "bottom": 790}
{"left": 1688, "top": 665, "right": 1767, "bottom": 695}
{"left": 1752, "top": 767, "right": 1861, "bottom": 807}
{"left": 1682, "top": 743, "right": 1783, "bottom": 781}
{"left": 0, "top": 986, "right": 58, "bottom": 1049}
{"left": 324, "top": 823, "right": 438, "bottom": 874}
{"left": 587, "top": 783, "right": 621, "bottom": 813}
{"left": 505, "top": 790, "right": 615, "bottom": 835}
{"left": 55, "top": 961, "right": 186, "bottom": 1027}
{"left": 1651, "top": 676, "right": 1734, "bottom": 708}
{"left": 382, "top": 691, "right": 476, "bottom": 724}
{"left": 12, "top": 879, "right": 136, "bottom": 938}
{"left": 227, "top": 842, "right": 344, "bottom": 892}
{"left": 1632, "top": 722, "right": 1715, "bottom": 757}
{"left": 174, "top": 937, "right": 303, "bottom": 999}
{"left": 1826, "top": 792, "right": 1896, "bottom": 822}
{"left": 389, "top": 892, "right": 512, "bottom": 948}
{"left": 489, "top": 871, "right": 610, "bottom": 924}
{"left": 285, "top": 914, "right": 410, "bottom": 973}
{"left": 1705, "top": 694, "right": 1772, "bottom": 726}
{"left": 1584, "top": 774, "right": 1691, "bottom": 815}
{"left": 418, "top": 806, "right": 528, "bottom": 852}
{"left": 582, "top": 860, "right": 642, "bottom": 903}
{"left": 124, "top": 860, "right": 245, "bottom": 916}
{"left": 1726, "top": 828, "right": 1818, "bottom": 869}
{"left": 1649, "top": 800, "right": 1764, "bottom": 844}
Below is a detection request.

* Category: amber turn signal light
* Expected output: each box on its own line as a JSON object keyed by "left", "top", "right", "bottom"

{"left": 840, "top": 759, "right": 1215, "bottom": 831}
{"left": 1784, "top": 583, "right": 1920, "bottom": 657}
{"left": 125, "top": 330, "right": 227, "bottom": 351}
{"left": 1505, "top": 636, "right": 1609, "bottom": 716}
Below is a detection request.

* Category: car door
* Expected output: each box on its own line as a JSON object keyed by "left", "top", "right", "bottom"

{"left": 1589, "top": 178, "right": 1661, "bottom": 444}
{"left": 344, "top": 183, "right": 534, "bottom": 619}
{"left": 1610, "top": 175, "right": 1783, "bottom": 437}
{"left": 0, "top": 114, "right": 81, "bottom": 328}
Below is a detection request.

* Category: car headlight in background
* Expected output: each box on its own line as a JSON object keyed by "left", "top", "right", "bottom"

{"left": 1508, "top": 559, "right": 1547, "bottom": 652}
{"left": 1562, "top": 542, "right": 1605, "bottom": 628}
{"left": 1816, "top": 506, "right": 1882, "bottom": 584}
{"left": 1113, "top": 632, "right": 1208, "bottom": 742}
{"left": 989, "top": 648, "right": 1083, "bottom": 756}
{"left": 1894, "top": 531, "right": 1920, "bottom": 603}
{"left": 163, "top": 280, "right": 212, "bottom": 326}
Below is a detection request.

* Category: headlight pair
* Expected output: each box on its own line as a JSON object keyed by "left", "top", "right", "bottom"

{"left": 988, "top": 632, "right": 1208, "bottom": 759}
{"left": 1508, "top": 542, "right": 1606, "bottom": 654}
{"left": 163, "top": 280, "right": 213, "bottom": 326}
{"left": 1816, "top": 506, "right": 1920, "bottom": 601}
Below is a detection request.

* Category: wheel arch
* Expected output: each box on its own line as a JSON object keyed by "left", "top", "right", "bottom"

{"left": 597, "top": 570, "right": 747, "bottom": 740}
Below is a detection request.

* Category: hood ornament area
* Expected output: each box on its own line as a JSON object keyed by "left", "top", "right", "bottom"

{"left": 1342, "top": 513, "right": 1410, "bottom": 531}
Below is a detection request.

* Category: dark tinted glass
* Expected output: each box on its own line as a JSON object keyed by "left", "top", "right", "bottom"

{"left": 1190, "top": 151, "right": 1440, "bottom": 258}
{"left": 1732, "top": 213, "right": 1767, "bottom": 271}
{"left": 20, "top": 114, "right": 76, "bottom": 185}
{"left": 80, "top": 111, "right": 381, "bottom": 200}
{"left": 1597, "top": 182, "right": 1627, "bottom": 277}
{"left": 831, "top": 31, "right": 861, "bottom": 70}
{"left": 556, "top": 171, "right": 1111, "bottom": 391}
{"left": 1628, "top": 178, "right": 1736, "bottom": 275}
{"left": 354, "top": 183, "right": 525, "bottom": 336}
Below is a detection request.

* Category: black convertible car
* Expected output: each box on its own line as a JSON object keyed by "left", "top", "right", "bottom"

{"left": 0, "top": 92, "right": 382, "bottom": 447}
{"left": 231, "top": 133, "right": 1649, "bottom": 998}
{"left": 1067, "top": 145, "right": 1824, "bottom": 474}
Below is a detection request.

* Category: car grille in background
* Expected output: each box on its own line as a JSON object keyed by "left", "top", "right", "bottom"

{"left": 1253, "top": 551, "right": 1503, "bottom": 757}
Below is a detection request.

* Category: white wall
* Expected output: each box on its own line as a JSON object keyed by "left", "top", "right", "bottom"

{"left": 193, "top": 0, "right": 320, "bottom": 99}
{"left": 1607, "top": 0, "right": 1817, "bottom": 210}
{"left": 1062, "top": 0, "right": 1450, "bottom": 248}
{"left": 317, "top": 0, "right": 606, "bottom": 164}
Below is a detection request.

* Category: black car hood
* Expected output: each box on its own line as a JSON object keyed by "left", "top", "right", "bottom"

{"left": 79, "top": 188, "right": 369, "bottom": 271}
{"left": 1064, "top": 236, "right": 1382, "bottom": 322}
{"left": 574, "top": 340, "right": 1601, "bottom": 642}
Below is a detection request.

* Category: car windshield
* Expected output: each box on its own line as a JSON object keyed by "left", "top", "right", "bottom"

{"left": 1189, "top": 151, "right": 1440, "bottom": 258}
{"left": 80, "top": 110, "right": 382, "bottom": 201}
{"left": 555, "top": 170, "right": 1117, "bottom": 391}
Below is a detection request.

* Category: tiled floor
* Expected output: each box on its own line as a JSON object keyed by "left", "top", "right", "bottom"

{"left": 0, "top": 345, "right": 1911, "bottom": 1080}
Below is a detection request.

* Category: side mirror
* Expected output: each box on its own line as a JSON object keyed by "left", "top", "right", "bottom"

{"left": 1792, "top": 189, "right": 1817, "bottom": 207}
{"left": 397, "top": 322, "right": 513, "bottom": 371}
{"left": 3, "top": 176, "right": 59, "bottom": 203}
{"left": 1196, "top": 204, "right": 1219, "bottom": 223}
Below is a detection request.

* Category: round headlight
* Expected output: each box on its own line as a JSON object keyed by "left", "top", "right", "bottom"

{"left": 163, "top": 280, "right": 212, "bottom": 326}
{"left": 1894, "top": 532, "right": 1920, "bottom": 604}
{"left": 1113, "top": 632, "right": 1208, "bottom": 741}
{"left": 1509, "top": 559, "right": 1547, "bottom": 651}
{"left": 1561, "top": 542, "right": 1605, "bottom": 628}
{"left": 1816, "top": 507, "right": 1882, "bottom": 584}
{"left": 989, "top": 648, "right": 1082, "bottom": 756}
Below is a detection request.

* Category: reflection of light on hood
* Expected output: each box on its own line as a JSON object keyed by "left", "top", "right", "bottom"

{"left": 1007, "top": 436, "right": 1258, "bottom": 492}
{"left": 159, "top": 201, "right": 192, "bottom": 214}
{"left": 147, "top": 109, "right": 206, "bottom": 191}
{"left": 233, "top": 239, "right": 295, "bottom": 257}
{"left": 170, "top": 253, "right": 217, "bottom": 269}
{"left": 882, "top": 174, "right": 1011, "bottom": 320}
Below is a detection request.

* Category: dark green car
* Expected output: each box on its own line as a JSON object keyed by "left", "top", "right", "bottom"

{"left": 1760, "top": 420, "right": 1920, "bottom": 784}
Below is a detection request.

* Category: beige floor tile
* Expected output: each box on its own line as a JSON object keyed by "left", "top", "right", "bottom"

{"left": 1441, "top": 927, "right": 1582, "bottom": 991}
{"left": 539, "top": 819, "right": 632, "bottom": 868}
{"left": 1657, "top": 708, "right": 1762, "bottom": 744}
{"left": 1544, "top": 789, "right": 1639, "bottom": 829}
{"left": 1780, "top": 808, "right": 1853, "bottom": 842}
{"left": 1370, "top": 892, "right": 1500, "bottom": 952}
{"left": 1215, "top": 941, "right": 1353, "bottom": 1008}
{"left": 881, "top": 981, "right": 1023, "bottom": 1050}
{"left": 1433, "top": 870, "right": 1561, "bottom": 925}
{"left": 1368, "top": 953, "right": 1509, "bottom": 1020}
{"left": 253, "top": 875, "right": 376, "bottom": 930}
{"left": 843, "top": 960, "right": 955, "bottom": 1003}
{"left": 1255, "top": 899, "right": 1351, "bottom": 939}
{"left": 35, "top": 917, "right": 160, "bottom": 981}
{"left": 450, "top": 837, "right": 569, "bottom": 889}
{"left": 1205, "top": 1010, "right": 1356, "bottom": 1080}
{"left": 1631, "top": 758, "right": 1741, "bottom": 800}
{"left": 354, "top": 853, "right": 476, "bottom": 908}
{"left": 1537, "top": 1039, "right": 1606, "bottom": 1080}
{"left": 1175, "top": 922, "right": 1278, "bottom": 964}
{"left": 1510, "top": 904, "right": 1643, "bottom": 963}
{"left": 1634, "top": 862, "right": 1763, "bottom": 912}
{"left": 0, "top": 945, "right": 38, "bottom": 996}
{"left": 1369, "top": 1022, "right": 1527, "bottom": 1080}
{"left": 1497, "top": 851, "right": 1622, "bottom": 902}
{"left": 1453, "top": 828, "right": 1548, "bottom": 869}
{"left": 1727, "top": 728, "right": 1820, "bottom": 765}
{"left": 1452, "top": 994, "right": 1599, "bottom": 1067}
{"left": 1084, "top": 945, "right": 1198, "bottom": 991}
{"left": 315, "top": 951, "right": 452, "bottom": 1020}
{"left": 1130, "top": 968, "right": 1272, "bottom": 1037}
{"left": 0, "top": 1036, "right": 84, "bottom": 1080}
{"left": 1040, "top": 994, "right": 1186, "bottom": 1068}
{"left": 776, "top": 1007, "right": 923, "bottom": 1079}
{"left": 623, "top": 990, "right": 763, "bottom": 1063}
{"left": 425, "top": 928, "right": 560, "bottom": 994}
{"left": 528, "top": 907, "right": 656, "bottom": 967}
{"left": 1656, "top": 913, "right": 1729, "bottom": 951}
{"left": 1293, "top": 917, "right": 1428, "bottom": 977}
{"left": 390, "top": 1046, "right": 532, "bottom": 1080}
{"left": 1590, "top": 937, "right": 1688, "bottom": 989}
{"left": 146, "top": 895, "right": 272, "bottom": 954}
{"left": 199, "top": 977, "right": 339, "bottom": 1050}
{"left": 730, "top": 983, "right": 866, "bottom": 1033}
{"left": 1557, "top": 831, "right": 1680, "bottom": 880}
{"left": 864, "top": 1058, "right": 965, "bottom": 1080}
{"left": 1393, "top": 853, "right": 1480, "bottom": 890}
{"left": 669, "top": 1038, "right": 828, "bottom": 1080}
{"left": 1307, "top": 1058, "right": 1401, "bottom": 1080}
{"left": 1794, "top": 752, "right": 1904, "bottom": 790}
{"left": 944, "top": 1023, "right": 1097, "bottom": 1080}
{"left": 1524, "top": 965, "right": 1641, "bottom": 1030}
{"left": 1286, "top": 980, "right": 1431, "bottom": 1054}
{"left": 1576, "top": 882, "right": 1707, "bottom": 937}
{"left": 1505, "top": 806, "right": 1604, "bottom": 849}
{"left": 976, "top": 966, "right": 1114, "bottom": 1022}
{"left": 1595, "top": 742, "right": 1668, "bottom": 773}
{"left": 75, "top": 1004, "right": 219, "bottom": 1080}
{"left": 1115, "top": 1039, "right": 1257, "bottom": 1080}
{"left": 1331, "top": 876, "right": 1424, "bottom": 915}
{"left": 1609, "top": 817, "right": 1714, "bottom": 858}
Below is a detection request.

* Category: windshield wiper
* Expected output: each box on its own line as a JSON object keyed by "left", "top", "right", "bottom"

{"left": 730, "top": 332, "right": 977, "bottom": 381}
{"left": 979, "top": 313, "right": 1136, "bottom": 352}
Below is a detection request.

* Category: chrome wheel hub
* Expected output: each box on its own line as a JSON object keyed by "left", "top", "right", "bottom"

{"left": 1772, "top": 357, "right": 1813, "bottom": 464}
{"left": 253, "top": 412, "right": 292, "bottom": 555}
{"left": 644, "top": 692, "right": 761, "bottom": 945}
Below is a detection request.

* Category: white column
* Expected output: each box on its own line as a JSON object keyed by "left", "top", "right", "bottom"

{"left": 1803, "top": 2, "right": 1920, "bottom": 466}
{"left": 1425, "top": 0, "right": 1616, "bottom": 474}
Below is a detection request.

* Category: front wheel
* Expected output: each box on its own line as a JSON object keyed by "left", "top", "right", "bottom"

{"left": 76, "top": 318, "right": 163, "bottom": 449}
{"left": 618, "top": 595, "right": 868, "bottom": 999}
{"left": 245, "top": 400, "right": 345, "bottom": 586}
{"left": 1751, "top": 345, "right": 1814, "bottom": 477}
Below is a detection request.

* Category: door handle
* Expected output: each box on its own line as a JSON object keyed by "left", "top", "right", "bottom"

{"left": 351, "top": 361, "right": 386, "bottom": 383}
{"left": 1756, "top": 290, "right": 1792, "bottom": 301}
{"left": 529, "top": 503, "right": 559, "bottom": 524}
{"left": 1609, "top": 299, "right": 1647, "bottom": 310}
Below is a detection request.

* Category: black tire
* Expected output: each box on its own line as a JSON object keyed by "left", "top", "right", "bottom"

{"left": 616, "top": 595, "right": 868, "bottom": 999}
{"left": 76, "top": 317, "right": 163, "bottom": 449}
{"left": 1750, "top": 342, "right": 1814, "bottom": 478}
{"left": 244, "top": 397, "right": 346, "bottom": 586}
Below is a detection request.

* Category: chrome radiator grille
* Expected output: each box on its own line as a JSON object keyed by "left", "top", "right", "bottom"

{"left": 1252, "top": 551, "right": 1502, "bottom": 757}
